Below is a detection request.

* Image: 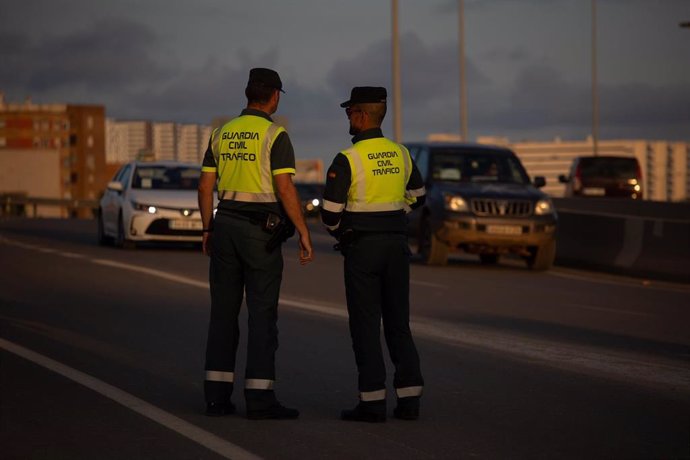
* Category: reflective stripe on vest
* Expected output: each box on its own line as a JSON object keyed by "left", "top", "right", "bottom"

{"left": 211, "top": 116, "right": 284, "bottom": 202}
{"left": 342, "top": 138, "right": 412, "bottom": 212}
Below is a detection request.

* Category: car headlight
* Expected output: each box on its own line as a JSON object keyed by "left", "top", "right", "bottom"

{"left": 311, "top": 198, "right": 320, "bottom": 207}
{"left": 131, "top": 201, "right": 157, "bottom": 214}
{"left": 534, "top": 198, "right": 554, "bottom": 215}
{"left": 444, "top": 194, "right": 468, "bottom": 212}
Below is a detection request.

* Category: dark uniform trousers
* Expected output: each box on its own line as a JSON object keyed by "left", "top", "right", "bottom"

{"left": 343, "top": 232, "right": 424, "bottom": 397}
{"left": 204, "top": 213, "right": 283, "bottom": 410}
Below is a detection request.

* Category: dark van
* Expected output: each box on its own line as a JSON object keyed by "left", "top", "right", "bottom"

{"left": 559, "top": 155, "right": 643, "bottom": 199}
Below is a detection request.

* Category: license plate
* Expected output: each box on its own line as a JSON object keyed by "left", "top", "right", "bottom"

{"left": 486, "top": 225, "right": 522, "bottom": 235}
{"left": 169, "top": 219, "right": 202, "bottom": 230}
{"left": 582, "top": 187, "right": 605, "bottom": 196}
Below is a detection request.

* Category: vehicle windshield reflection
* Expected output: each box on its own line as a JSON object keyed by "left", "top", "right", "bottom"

{"left": 132, "top": 166, "right": 201, "bottom": 190}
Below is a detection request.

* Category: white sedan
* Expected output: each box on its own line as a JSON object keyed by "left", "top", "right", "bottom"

{"left": 98, "top": 161, "right": 212, "bottom": 247}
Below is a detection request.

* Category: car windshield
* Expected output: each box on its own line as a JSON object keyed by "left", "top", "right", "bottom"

{"left": 430, "top": 149, "right": 530, "bottom": 184}
{"left": 579, "top": 157, "right": 638, "bottom": 179}
{"left": 131, "top": 166, "right": 200, "bottom": 190}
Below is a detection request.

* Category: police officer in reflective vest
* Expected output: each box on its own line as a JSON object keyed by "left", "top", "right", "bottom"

{"left": 321, "top": 86, "right": 426, "bottom": 422}
{"left": 198, "top": 67, "right": 313, "bottom": 419}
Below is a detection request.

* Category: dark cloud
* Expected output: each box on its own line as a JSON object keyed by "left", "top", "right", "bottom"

{"left": 0, "top": 18, "right": 165, "bottom": 96}
{"left": 327, "top": 33, "right": 489, "bottom": 107}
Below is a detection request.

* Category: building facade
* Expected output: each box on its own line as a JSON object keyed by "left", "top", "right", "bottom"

{"left": 0, "top": 93, "right": 106, "bottom": 217}
{"left": 106, "top": 119, "right": 210, "bottom": 164}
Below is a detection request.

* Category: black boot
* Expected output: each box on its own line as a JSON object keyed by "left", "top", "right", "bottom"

{"left": 247, "top": 403, "right": 299, "bottom": 420}
{"left": 394, "top": 396, "right": 420, "bottom": 420}
{"left": 205, "top": 401, "right": 236, "bottom": 417}
{"left": 245, "top": 390, "right": 299, "bottom": 420}
{"left": 341, "top": 400, "right": 386, "bottom": 423}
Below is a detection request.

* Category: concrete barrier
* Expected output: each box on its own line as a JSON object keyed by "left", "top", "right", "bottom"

{"left": 553, "top": 198, "right": 690, "bottom": 283}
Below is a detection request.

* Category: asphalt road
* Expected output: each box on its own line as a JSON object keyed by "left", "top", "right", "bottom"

{"left": 1, "top": 218, "right": 689, "bottom": 459}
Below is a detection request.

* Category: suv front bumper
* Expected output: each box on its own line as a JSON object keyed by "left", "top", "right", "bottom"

{"left": 435, "top": 214, "right": 557, "bottom": 250}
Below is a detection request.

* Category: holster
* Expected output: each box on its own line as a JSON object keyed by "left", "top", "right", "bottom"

{"left": 265, "top": 213, "right": 295, "bottom": 252}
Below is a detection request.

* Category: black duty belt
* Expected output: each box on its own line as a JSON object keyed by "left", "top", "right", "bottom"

{"left": 226, "top": 209, "right": 268, "bottom": 225}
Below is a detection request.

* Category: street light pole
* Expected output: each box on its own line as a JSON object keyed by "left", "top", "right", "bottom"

{"left": 591, "top": 0, "right": 599, "bottom": 156}
{"left": 392, "top": 0, "right": 402, "bottom": 143}
{"left": 458, "top": 0, "right": 468, "bottom": 141}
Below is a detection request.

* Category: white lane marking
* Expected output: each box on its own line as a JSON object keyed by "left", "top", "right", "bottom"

{"left": 58, "top": 251, "right": 87, "bottom": 259}
{"left": 565, "top": 303, "right": 653, "bottom": 318}
{"left": 3, "top": 235, "right": 690, "bottom": 395}
{"left": 0, "top": 338, "right": 261, "bottom": 460}
{"left": 91, "top": 259, "right": 208, "bottom": 289}
{"left": 411, "top": 279, "right": 447, "bottom": 288}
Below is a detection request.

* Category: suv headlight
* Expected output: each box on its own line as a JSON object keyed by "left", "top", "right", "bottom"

{"left": 444, "top": 194, "right": 468, "bottom": 212}
{"left": 131, "top": 200, "right": 157, "bottom": 214}
{"left": 534, "top": 198, "right": 554, "bottom": 215}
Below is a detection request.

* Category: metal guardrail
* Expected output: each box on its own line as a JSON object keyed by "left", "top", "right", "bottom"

{"left": 1, "top": 194, "right": 99, "bottom": 218}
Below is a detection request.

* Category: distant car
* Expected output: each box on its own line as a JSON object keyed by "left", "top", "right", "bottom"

{"left": 98, "top": 161, "right": 209, "bottom": 247}
{"left": 558, "top": 155, "right": 643, "bottom": 199}
{"left": 295, "top": 182, "right": 325, "bottom": 217}
{"left": 406, "top": 142, "right": 558, "bottom": 270}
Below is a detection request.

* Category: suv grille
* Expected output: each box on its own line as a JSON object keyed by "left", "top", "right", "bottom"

{"left": 471, "top": 199, "right": 532, "bottom": 217}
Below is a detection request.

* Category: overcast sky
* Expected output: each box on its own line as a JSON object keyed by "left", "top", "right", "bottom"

{"left": 1, "top": 0, "right": 688, "bottom": 159}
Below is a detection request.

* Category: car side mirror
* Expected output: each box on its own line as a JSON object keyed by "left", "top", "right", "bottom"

{"left": 107, "top": 181, "right": 124, "bottom": 193}
{"left": 533, "top": 176, "right": 546, "bottom": 188}
{"left": 558, "top": 174, "right": 569, "bottom": 184}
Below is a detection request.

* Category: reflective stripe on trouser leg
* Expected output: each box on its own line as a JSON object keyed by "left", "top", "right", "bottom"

{"left": 396, "top": 386, "right": 423, "bottom": 398}
{"left": 360, "top": 389, "right": 386, "bottom": 402}
{"left": 205, "top": 371, "right": 235, "bottom": 383}
{"left": 245, "top": 379, "right": 275, "bottom": 390}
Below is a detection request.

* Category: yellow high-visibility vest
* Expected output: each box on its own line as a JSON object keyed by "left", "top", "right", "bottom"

{"left": 208, "top": 115, "right": 285, "bottom": 202}
{"left": 342, "top": 138, "right": 413, "bottom": 212}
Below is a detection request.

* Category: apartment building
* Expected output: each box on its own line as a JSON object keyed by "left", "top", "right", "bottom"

{"left": 106, "top": 119, "right": 210, "bottom": 164}
{"left": 0, "top": 93, "right": 106, "bottom": 217}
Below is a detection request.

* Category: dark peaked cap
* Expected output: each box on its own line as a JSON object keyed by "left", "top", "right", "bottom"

{"left": 340, "top": 87, "right": 387, "bottom": 107}
{"left": 248, "top": 67, "right": 285, "bottom": 93}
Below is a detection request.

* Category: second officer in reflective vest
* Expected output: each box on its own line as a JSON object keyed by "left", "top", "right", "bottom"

{"left": 198, "top": 67, "right": 313, "bottom": 420}
{"left": 321, "top": 86, "right": 426, "bottom": 422}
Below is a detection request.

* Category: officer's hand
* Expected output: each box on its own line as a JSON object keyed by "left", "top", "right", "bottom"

{"left": 299, "top": 232, "right": 313, "bottom": 265}
{"left": 202, "top": 232, "right": 212, "bottom": 256}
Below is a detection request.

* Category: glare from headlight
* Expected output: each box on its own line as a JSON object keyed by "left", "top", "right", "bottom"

{"left": 534, "top": 199, "right": 554, "bottom": 215}
{"left": 131, "top": 200, "right": 157, "bottom": 214}
{"left": 311, "top": 198, "right": 320, "bottom": 207}
{"left": 633, "top": 184, "right": 641, "bottom": 192}
{"left": 444, "top": 195, "right": 468, "bottom": 211}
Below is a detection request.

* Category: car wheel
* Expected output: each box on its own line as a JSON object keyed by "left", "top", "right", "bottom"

{"left": 419, "top": 217, "right": 448, "bottom": 265}
{"left": 526, "top": 240, "right": 556, "bottom": 271}
{"left": 479, "top": 254, "right": 499, "bottom": 265}
{"left": 97, "top": 209, "right": 112, "bottom": 246}
{"left": 116, "top": 213, "right": 135, "bottom": 249}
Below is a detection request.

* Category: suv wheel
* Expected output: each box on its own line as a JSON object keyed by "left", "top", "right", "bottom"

{"left": 479, "top": 254, "right": 499, "bottom": 265}
{"left": 526, "top": 240, "right": 556, "bottom": 271}
{"left": 419, "top": 218, "right": 449, "bottom": 265}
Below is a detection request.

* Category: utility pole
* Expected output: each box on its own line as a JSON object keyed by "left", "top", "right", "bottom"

{"left": 458, "top": 0, "right": 468, "bottom": 141}
{"left": 591, "top": 0, "right": 599, "bottom": 156}
{"left": 391, "top": 0, "right": 402, "bottom": 143}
